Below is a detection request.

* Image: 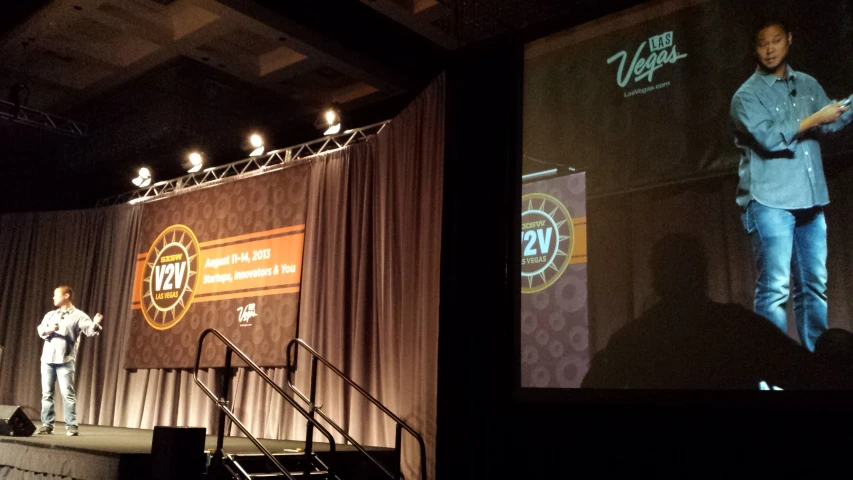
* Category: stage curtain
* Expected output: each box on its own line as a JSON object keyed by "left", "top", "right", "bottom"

{"left": 0, "top": 204, "right": 142, "bottom": 423}
{"left": 293, "top": 74, "right": 444, "bottom": 479}
{"left": 0, "top": 204, "right": 216, "bottom": 431}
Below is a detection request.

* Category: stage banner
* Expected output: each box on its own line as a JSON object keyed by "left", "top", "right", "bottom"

{"left": 125, "top": 165, "right": 309, "bottom": 369}
{"left": 521, "top": 172, "right": 588, "bottom": 388}
{"left": 523, "top": 0, "right": 853, "bottom": 195}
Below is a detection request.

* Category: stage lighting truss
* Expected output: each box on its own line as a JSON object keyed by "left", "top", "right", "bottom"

{"left": 0, "top": 98, "right": 87, "bottom": 137}
{"left": 98, "top": 120, "right": 389, "bottom": 207}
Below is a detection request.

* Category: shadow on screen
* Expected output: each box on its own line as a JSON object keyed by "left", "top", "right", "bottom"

{"left": 814, "top": 328, "right": 853, "bottom": 389}
{"left": 582, "top": 233, "right": 819, "bottom": 389}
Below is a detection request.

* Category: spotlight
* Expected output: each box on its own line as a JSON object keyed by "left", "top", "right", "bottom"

{"left": 132, "top": 167, "right": 152, "bottom": 187}
{"left": 316, "top": 103, "right": 343, "bottom": 136}
{"left": 249, "top": 134, "right": 265, "bottom": 156}
{"left": 188, "top": 152, "right": 203, "bottom": 173}
{"left": 325, "top": 110, "right": 338, "bottom": 125}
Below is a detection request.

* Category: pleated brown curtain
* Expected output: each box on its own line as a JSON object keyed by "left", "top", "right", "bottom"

{"left": 296, "top": 74, "right": 445, "bottom": 479}
{"left": 0, "top": 204, "right": 143, "bottom": 422}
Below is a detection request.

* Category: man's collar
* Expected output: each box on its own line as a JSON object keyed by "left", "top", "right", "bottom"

{"left": 757, "top": 64, "right": 797, "bottom": 86}
{"left": 58, "top": 306, "right": 75, "bottom": 313}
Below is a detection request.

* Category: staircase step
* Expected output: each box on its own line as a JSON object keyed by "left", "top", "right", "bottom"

{"left": 249, "top": 472, "right": 329, "bottom": 479}
{"left": 230, "top": 453, "right": 316, "bottom": 471}
{"left": 227, "top": 452, "right": 332, "bottom": 478}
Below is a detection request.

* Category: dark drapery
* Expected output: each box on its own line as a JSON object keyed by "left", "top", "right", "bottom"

{"left": 0, "top": 204, "right": 143, "bottom": 423}
{"left": 0, "top": 74, "right": 444, "bottom": 479}
{"left": 297, "top": 74, "right": 444, "bottom": 478}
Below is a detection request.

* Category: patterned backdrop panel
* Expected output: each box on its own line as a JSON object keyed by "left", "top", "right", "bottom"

{"left": 125, "top": 164, "right": 310, "bottom": 369}
{"left": 521, "top": 172, "right": 588, "bottom": 388}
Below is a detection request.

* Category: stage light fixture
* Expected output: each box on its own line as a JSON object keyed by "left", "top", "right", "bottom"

{"left": 188, "top": 152, "right": 203, "bottom": 173}
{"left": 132, "top": 167, "right": 152, "bottom": 187}
{"left": 325, "top": 110, "right": 338, "bottom": 125}
{"left": 317, "top": 103, "right": 343, "bottom": 136}
{"left": 249, "top": 134, "right": 265, "bottom": 156}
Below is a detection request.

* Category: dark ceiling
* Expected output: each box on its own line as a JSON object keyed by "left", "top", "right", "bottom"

{"left": 0, "top": 0, "right": 648, "bottom": 212}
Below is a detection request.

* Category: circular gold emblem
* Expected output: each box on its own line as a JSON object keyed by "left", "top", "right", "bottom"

{"left": 140, "top": 224, "right": 200, "bottom": 330}
{"left": 521, "top": 193, "right": 573, "bottom": 293}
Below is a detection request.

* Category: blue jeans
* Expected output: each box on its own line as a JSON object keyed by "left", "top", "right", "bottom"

{"left": 41, "top": 361, "right": 77, "bottom": 430}
{"left": 743, "top": 201, "right": 828, "bottom": 351}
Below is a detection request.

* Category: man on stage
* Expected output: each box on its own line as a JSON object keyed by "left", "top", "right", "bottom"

{"left": 36, "top": 286, "right": 103, "bottom": 436}
{"left": 731, "top": 19, "right": 853, "bottom": 351}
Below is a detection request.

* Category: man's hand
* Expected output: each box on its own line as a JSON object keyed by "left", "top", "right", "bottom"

{"left": 93, "top": 313, "right": 103, "bottom": 325}
{"left": 814, "top": 102, "right": 850, "bottom": 124}
{"left": 799, "top": 102, "right": 850, "bottom": 134}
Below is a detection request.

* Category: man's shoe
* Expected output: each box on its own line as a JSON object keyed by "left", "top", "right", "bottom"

{"left": 36, "top": 426, "right": 53, "bottom": 435}
{"left": 66, "top": 427, "right": 79, "bottom": 436}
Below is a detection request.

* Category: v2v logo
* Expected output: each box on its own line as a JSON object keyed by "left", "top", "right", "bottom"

{"left": 521, "top": 193, "right": 575, "bottom": 293}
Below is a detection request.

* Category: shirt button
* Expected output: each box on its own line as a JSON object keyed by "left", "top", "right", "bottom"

{"left": 808, "top": 168, "right": 813, "bottom": 172}
{"left": 793, "top": 103, "right": 796, "bottom": 106}
{"left": 805, "top": 151, "right": 809, "bottom": 155}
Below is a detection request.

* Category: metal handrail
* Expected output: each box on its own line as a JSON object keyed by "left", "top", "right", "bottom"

{"left": 193, "top": 328, "right": 338, "bottom": 480}
{"left": 286, "top": 339, "right": 429, "bottom": 480}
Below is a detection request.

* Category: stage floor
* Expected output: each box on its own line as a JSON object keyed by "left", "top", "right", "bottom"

{"left": 0, "top": 423, "right": 391, "bottom": 479}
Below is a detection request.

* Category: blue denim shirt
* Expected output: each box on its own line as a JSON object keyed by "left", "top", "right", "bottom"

{"left": 37, "top": 307, "right": 100, "bottom": 364}
{"left": 731, "top": 65, "right": 853, "bottom": 209}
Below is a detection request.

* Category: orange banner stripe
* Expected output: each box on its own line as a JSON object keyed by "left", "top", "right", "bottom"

{"left": 130, "top": 287, "right": 300, "bottom": 309}
{"left": 569, "top": 255, "right": 588, "bottom": 265}
{"left": 571, "top": 224, "right": 587, "bottom": 258}
{"left": 193, "top": 286, "right": 300, "bottom": 303}
{"left": 198, "top": 225, "right": 306, "bottom": 248}
{"left": 132, "top": 260, "right": 145, "bottom": 304}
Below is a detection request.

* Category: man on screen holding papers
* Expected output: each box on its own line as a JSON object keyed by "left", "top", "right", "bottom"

{"left": 731, "top": 19, "right": 853, "bottom": 351}
{"left": 36, "top": 286, "right": 103, "bottom": 436}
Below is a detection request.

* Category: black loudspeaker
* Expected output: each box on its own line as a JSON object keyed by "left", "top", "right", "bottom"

{"left": 150, "top": 426, "right": 206, "bottom": 480}
{"left": 0, "top": 405, "right": 36, "bottom": 437}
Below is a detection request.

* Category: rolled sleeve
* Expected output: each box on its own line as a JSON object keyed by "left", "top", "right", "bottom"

{"left": 37, "top": 313, "right": 54, "bottom": 339}
{"left": 813, "top": 84, "right": 853, "bottom": 134}
{"left": 78, "top": 315, "right": 101, "bottom": 337}
{"left": 820, "top": 98, "right": 853, "bottom": 135}
{"left": 732, "top": 92, "right": 798, "bottom": 153}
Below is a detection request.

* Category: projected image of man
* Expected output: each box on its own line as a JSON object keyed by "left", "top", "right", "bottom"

{"left": 731, "top": 19, "right": 853, "bottom": 350}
